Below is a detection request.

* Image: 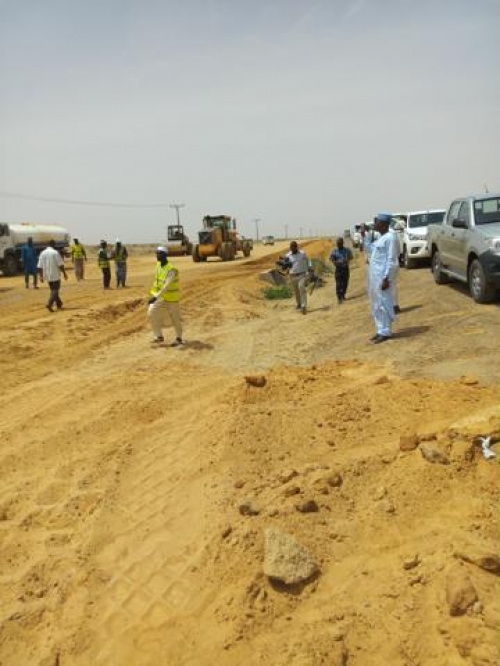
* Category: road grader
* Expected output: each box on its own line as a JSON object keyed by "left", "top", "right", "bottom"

{"left": 192, "top": 215, "right": 252, "bottom": 262}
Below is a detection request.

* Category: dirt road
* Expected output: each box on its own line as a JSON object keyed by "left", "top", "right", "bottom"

{"left": 0, "top": 243, "right": 498, "bottom": 666}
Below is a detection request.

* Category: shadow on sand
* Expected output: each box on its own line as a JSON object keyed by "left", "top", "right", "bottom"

{"left": 394, "top": 325, "right": 430, "bottom": 339}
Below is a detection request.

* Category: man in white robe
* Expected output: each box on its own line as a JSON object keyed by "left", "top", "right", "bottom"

{"left": 368, "top": 213, "right": 398, "bottom": 343}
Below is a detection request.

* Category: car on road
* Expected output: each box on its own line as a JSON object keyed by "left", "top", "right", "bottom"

{"left": 262, "top": 235, "right": 275, "bottom": 246}
{"left": 401, "top": 210, "right": 445, "bottom": 269}
{"left": 428, "top": 193, "right": 500, "bottom": 302}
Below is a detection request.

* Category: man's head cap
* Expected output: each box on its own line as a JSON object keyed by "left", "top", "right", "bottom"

{"left": 376, "top": 212, "right": 392, "bottom": 224}
{"left": 116, "top": 238, "right": 121, "bottom": 244}
{"left": 156, "top": 246, "right": 168, "bottom": 254}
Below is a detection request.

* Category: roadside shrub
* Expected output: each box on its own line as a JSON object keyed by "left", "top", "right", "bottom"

{"left": 263, "top": 285, "right": 293, "bottom": 300}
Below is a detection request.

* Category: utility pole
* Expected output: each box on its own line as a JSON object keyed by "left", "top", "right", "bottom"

{"left": 299, "top": 227, "right": 303, "bottom": 238}
{"left": 254, "top": 218, "right": 261, "bottom": 242}
{"left": 170, "top": 203, "right": 185, "bottom": 227}
{"left": 284, "top": 224, "right": 288, "bottom": 239}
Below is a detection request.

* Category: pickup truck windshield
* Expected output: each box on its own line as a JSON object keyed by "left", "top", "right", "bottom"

{"left": 408, "top": 212, "right": 444, "bottom": 228}
{"left": 474, "top": 197, "right": 500, "bottom": 225}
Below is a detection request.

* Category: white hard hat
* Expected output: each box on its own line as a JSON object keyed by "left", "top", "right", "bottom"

{"left": 156, "top": 246, "right": 168, "bottom": 254}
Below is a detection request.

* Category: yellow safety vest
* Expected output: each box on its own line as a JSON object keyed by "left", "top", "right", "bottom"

{"left": 98, "top": 249, "right": 110, "bottom": 269}
{"left": 114, "top": 247, "right": 127, "bottom": 263}
{"left": 72, "top": 244, "right": 85, "bottom": 259}
{"left": 150, "top": 260, "right": 179, "bottom": 302}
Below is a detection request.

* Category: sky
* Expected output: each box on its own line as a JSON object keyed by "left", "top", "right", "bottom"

{"left": 0, "top": 0, "right": 499, "bottom": 243}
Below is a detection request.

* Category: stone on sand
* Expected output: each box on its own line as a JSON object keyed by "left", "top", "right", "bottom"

{"left": 263, "top": 528, "right": 319, "bottom": 585}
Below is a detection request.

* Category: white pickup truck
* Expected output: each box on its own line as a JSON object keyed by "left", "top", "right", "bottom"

{"left": 0, "top": 223, "right": 71, "bottom": 276}
{"left": 428, "top": 194, "right": 500, "bottom": 303}
{"left": 401, "top": 210, "right": 445, "bottom": 269}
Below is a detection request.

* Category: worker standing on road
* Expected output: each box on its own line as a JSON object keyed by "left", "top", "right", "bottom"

{"left": 21, "top": 237, "right": 38, "bottom": 289}
{"left": 71, "top": 238, "right": 87, "bottom": 281}
{"left": 147, "top": 246, "right": 183, "bottom": 347}
{"left": 368, "top": 214, "right": 398, "bottom": 343}
{"left": 112, "top": 239, "right": 128, "bottom": 288}
{"left": 283, "top": 241, "right": 310, "bottom": 314}
{"left": 37, "top": 240, "right": 68, "bottom": 312}
{"left": 98, "top": 240, "right": 112, "bottom": 289}
{"left": 330, "top": 237, "right": 353, "bottom": 304}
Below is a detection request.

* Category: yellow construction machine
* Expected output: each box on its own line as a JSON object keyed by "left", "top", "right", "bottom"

{"left": 192, "top": 215, "right": 252, "bottom": 262}
{"left": 166, "top": 225, "right": 193, "bottom": 256}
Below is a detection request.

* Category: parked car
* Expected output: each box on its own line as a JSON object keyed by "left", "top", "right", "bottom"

{"left": 428, "top": 193, "right": 500, "bottom": 302}
{"left": 262, "top": 235, "right": 275, "bottom": 246}
{"left": 401, "top": 210, "right": 445, "bottom": 269}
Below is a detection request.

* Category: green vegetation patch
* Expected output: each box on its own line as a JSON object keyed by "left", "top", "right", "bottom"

{"left": 263, "top": 285, "right": 293, "bottom": 300}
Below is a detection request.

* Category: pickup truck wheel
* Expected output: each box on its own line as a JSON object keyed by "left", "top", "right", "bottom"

{"left": 468, "top": 259, "right": 495, "bottom": 303}
{"left": 403, "top": 247, "right": 416, "bottom": 269}
{"left": 2, "top": 254, "right": 18, "bottom": 276}
{"left": 431, "top": 251, "right": 448, "bottom": 284}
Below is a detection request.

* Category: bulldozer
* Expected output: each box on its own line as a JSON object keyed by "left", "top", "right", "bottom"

{"left": 192, "top": 215, "right": 252, "bottom": 262}
{"left": 166, "top": 225, "right": 193, "bottom": 256}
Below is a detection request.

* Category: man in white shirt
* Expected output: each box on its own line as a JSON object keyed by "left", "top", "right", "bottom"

{"left": 37, "top": 240, "right": 68, "bottom": 312}
{"left": 283, "top": 241, "right": 310, "bottom": 314}
{"left": 368, "top": 214, "right": 398, "bottom": 343}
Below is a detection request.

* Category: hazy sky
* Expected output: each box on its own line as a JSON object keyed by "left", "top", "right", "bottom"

{"left": 1, "top": 0, "right": 498, "bottom": 243}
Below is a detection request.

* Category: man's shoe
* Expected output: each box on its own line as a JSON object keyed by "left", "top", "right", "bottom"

{"left": 373, "top": 335, "right": 391, "bottom": 344}
{"left": 46, "top": 305, "right": 54, "bottom": 313}
{"left": 296, "top": 305, "right": 301, "bottom": 310}
{"left": 370, "top": 333, "right": 379, "bottom": 341}
{"left": 394, "top": 305, "right": 401, "bottom": 314}
{"left": 301, "top": 307, "right": 307, "bottom": 314}
{"left": 171, "top": 338, "right": 184, "bottom": 347}
{"left": 151, "top": 336, "right": 164, "bottom": 344}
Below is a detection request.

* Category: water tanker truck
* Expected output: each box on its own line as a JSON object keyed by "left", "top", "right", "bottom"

{"left": 0, "top": 222, "right": 71, "bottom": 276}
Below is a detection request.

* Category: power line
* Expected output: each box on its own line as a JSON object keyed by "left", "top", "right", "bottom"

{"left": 0, "top": 190, "right": 172, "bottom": 208}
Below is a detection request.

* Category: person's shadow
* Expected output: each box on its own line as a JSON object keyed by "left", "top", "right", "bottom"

{"left": 394, "top": 325, "right": 430, "bottom": 339}
{"left": 399, "top": 304, "right": 422, "bottom": 314}
{"left": 182, "top": 340, "right": 214, "bottom": 351}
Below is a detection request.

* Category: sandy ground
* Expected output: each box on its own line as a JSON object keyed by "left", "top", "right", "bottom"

{"left": 0, "top": 242, "right": 499, "bottom": 666}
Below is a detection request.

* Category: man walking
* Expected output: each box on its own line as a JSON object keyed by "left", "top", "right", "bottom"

{"left": 147, "top": 246, "right": 183, "bottom": 346}
{"left": 98, "top": 240, "right": 112, "bottom": 289}
{"left": 330, "top": 237, "right": 353, "bottom": 303}
{"left": 112, "top": 239, "right": 128, "bottom": 288}
{"left": 284, "top": 241, "right": 310, "bottom": 314}
{"left": 368, "top": 213, "right": 398, "bottom": 343}
{"left": 37, "top": 240, "right": 68, "bottom": 312}
{"left": 71, "top": 238, "right": 87, "bottom": 281}
{"left": 21, "top": 237, "right": 38, "bottom": 289}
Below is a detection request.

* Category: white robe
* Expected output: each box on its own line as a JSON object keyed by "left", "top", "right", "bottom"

{"left": 368, "top": 233, "right": 398, "bottom": 336}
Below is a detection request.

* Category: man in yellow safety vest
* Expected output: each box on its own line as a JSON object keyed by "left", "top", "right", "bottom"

{"left": 147, "top": 246, "right": 183, "bottom": 346}
{"left": 71, "top": 238, "right": 87, "bottom": 281}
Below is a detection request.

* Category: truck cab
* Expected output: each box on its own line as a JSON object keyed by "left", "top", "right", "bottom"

{"left": 429, "top": 194, "right": 500, "bottom": 302}
{"left": 402, "top": 210, "right": 445, "bottom": 269}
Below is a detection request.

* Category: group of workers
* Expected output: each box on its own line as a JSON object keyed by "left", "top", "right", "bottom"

{"left": 22, "top": 236, "right": 182, "bottom": 346}
{"left": 25, "top": 214, "right": 401, "bottom": 346}
{"left": 279, "top": 212, "right": 401, "bottom": 343}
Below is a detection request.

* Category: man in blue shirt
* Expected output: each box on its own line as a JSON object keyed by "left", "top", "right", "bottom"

{"left": 330, "top": 237, "right": 353, "bottom": 304}
{"left": 21, "top": 237, "right": 38, "bottom": 289}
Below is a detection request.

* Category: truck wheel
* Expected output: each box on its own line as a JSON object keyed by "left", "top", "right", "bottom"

{"left": 192, "top": 245, "right": 201, "bottom": 263}
{"left": 468, "top": 259, "right": 495, "bottom": 303}
{"left": 431, "top": 250, "right": 447, "bottom": 284}
{"left": 243, "top": 242, "right": 251, "bottom": 257}
{"left": 3, "top": 253, "right": 18, "bottom": 276}
{"left": 403, "top": 247, "right": 416, "bottom": 269}
{"left": 228, "top": 244, "right": 236, "bottom": 260}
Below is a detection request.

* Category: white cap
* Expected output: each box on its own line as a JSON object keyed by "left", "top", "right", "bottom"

{"left": 116, "top": 238, "right": 121, "bottom": 243}
{"left": 156, "top": 246, "right": 168, "bottom": 254}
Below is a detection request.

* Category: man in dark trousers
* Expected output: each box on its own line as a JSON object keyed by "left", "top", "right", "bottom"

{"left": 98, "top": 240, "right": 112, "bottom": 289}
{"left": 330, "top": 237, "right": 353, "bottom": 304}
